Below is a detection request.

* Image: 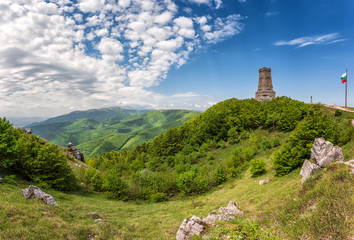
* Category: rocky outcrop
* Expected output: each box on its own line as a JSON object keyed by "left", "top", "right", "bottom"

{"left": 25, "top": 128, "right": 32, "bottom": 134}
{"left": 259, "top": 178, "right": 270, "bottom": 185}
{"left": 300, "top": 138, "right": 344, "bottom": 184}
{"left": 300, "top": 160, "right": 321, "bottom": 184}
{"left": 176, "top": 216, "right": 205, "bottom": 240}
{"left": 22, "top": 185, "right": 58, "bottom": 206}
{"left": 218, "top": 201, "right": 244, "bottom": 216}
{"left": 176, "top": 201, "right": 243, "bottom": 240}
{"left": 68, "top": 142, "right": 84, "bottom": 162}
{"left": 310, "top": 137, "right": 343, "bottom": 167}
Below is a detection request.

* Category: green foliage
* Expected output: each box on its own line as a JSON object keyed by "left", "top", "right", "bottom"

{"left": 274, "top": 111, "right": 337, "bottom": 176}
{"left": 261, "top": 138, "right": 272, "bottom": 150}
{"left": 249, "top": 159, "right": 266, "bottom": 176}
{"left": 176, "top": 169, "right": 209, "bottom": 195}
{"left": 334, "top": 109, "right": 342, "bottom": 117}
{"left": 150, "top": 192, "right": 168, "bottom": 203}
{"left": 2, "top": 175, "right": 17, "bottom": 184}
{"left": 102, "top": 169, "right": 127, "bottom": 200}
{"left": 214, "top": 165, "right": 227, "bottom": 185}
{"left": 0, "top": 118, "right": 18, "bottom": 169}
{"left": 16, "top": 134, "right": 77, "bottom": 190}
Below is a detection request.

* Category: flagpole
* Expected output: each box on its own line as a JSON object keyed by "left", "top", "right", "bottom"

{"left": 345, "top": 68, "right": 347, "bottom": 107}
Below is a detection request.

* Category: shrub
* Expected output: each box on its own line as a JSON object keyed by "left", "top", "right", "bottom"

{"left": 150, "top": 192, "right": 168, "bottom": 203}
{"left": 0, "top": 118, "right": 18, "bottom": 169}
{"left": 90, "top": 172, "right": 103, "bottom": 191}
{"left": 274, "top": 111, "right": 336, "bottom": 176}
{"left": 16, "top": 135, "right": 77, "bottom": 190}
{"left": 261, "top": 138, "right": 272, "bottom": 150}
{"left": 249, "top": 158, "right": 266, "bottom": 176}
{"left": 214, "top": 165, "right": 227, "bottom": 185}
{"left": 176, "top": 169, "right": 209, "bottom": 195}
{"left": 102, "top": 169, "right": 127, "bottom": 200}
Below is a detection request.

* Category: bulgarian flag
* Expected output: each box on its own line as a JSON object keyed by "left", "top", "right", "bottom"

{"left": 341, "top": 72, "right": 347, "bottom": 83}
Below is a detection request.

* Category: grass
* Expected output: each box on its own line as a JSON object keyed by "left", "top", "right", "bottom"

{"left": 0, "top": 127, "right": 352, "bottom": 239}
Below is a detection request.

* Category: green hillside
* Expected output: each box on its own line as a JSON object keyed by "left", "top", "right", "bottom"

{"left": 1, "top": 97, "right": 353, "bottom": 239}
{"left": 27, "top": 110, "right": 199, "bottom": 157}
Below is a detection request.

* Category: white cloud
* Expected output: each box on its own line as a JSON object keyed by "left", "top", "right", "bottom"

{"left": 274, "top": 33, "right": 345, "bottom": 48}
{"left": 0, "top": 0, "right": 244, "bottom": 117}
{"left": 214, "top": 0, "right": 223, "bottom": 9}
{"left": 78, "top": 0, "right": 105, "bottom": 12}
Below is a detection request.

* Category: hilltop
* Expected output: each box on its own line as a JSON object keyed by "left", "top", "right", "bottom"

{"left": 0, "top": 97, "right": 353, "bottom": 239}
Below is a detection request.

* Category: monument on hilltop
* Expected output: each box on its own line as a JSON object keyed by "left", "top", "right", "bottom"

{"left": 255, "top": 67, "right": 276, "bottom": 102}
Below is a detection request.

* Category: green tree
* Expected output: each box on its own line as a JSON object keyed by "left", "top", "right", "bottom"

{"left": 0, "top": 118, "right": 18, "bottom": 169}
{"left": 249, "top": 158, "right": 266, "bottom": 176}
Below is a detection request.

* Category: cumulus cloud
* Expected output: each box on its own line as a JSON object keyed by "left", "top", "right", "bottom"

{"left": 274, "top": 33, "right": 345, "bottom": 48}
{"left": 0, "top": 0, "right": 244, "bottom": 116}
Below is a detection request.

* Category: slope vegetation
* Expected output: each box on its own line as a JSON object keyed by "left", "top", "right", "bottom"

{"left": 26, "top": 109, "right": 199, "bottom": 157}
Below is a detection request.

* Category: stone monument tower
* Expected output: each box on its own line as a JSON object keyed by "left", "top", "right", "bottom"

{"left": 255, "top": 67, "right": 275, "bottom": 102}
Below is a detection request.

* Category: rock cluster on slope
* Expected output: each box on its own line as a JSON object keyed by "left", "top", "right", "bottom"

{"left": 22, "top": 185, "right": 58, "bottom": 206}
{"left": 176, "top": 201, "right": 244, "bottom": 240}
{"left": 68, "top": 142, "right": 85, "bottom": 162}
{"left": 300, "top": 138, "right": 344, "bottom": 184}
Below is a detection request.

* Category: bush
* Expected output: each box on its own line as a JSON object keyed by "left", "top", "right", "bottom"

{"left": 274, "top": 111, "right": 336, "bottom": 176}
{"left": 0, "top": 118, "right": 18, "bottom": 169}
{"left": 150, "top": 192, "right": 168, "bottom": 203}
{"left": 176, "top": 169, "right": 209, "bottom": 195}
{"left": 102, "top": 169, "right": 128, "bottom": 200}
{"left": 249, "top": 158, "right": 266, "bottom": 176}
{"left": 261, "top": 138, "right": 272, "bottom": 150}
{"left": 214, "top": 165, "right": 227, "bottom": 185}
{"left": 16, "top": 135, "right": 77, "bottom": 190}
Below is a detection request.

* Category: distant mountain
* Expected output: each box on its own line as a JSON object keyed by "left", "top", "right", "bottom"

{"left": 27, "top": 107, "right": 149, "bottom": 127}
{"left": 27, "top": 108, "right": 199, "bottom": 157}
{"left": 6, "top": 117, "right": 48, "bottom": 128}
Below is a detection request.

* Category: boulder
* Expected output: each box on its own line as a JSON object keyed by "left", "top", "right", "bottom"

{"left": 300, "top": 160, "right": 321, "bottom": 184}
{"left": 22, "top": 185, "right": 58, "bottom": 206}
{"left": 176, "top": 216, "right": 205, "bottom": 240}
{"left": 0, "top": 178, "right": 2, "bottom": 183}
{"left": 259, "top": 178, "right": 270, "bottom": 185}
{"left": 202, "top": 212, "right": 235, "bottom": 225}
{"left": 87, "top": 212, "right": 100, "bottom": 219}
{"left": 218, "top": 201, "right": 244, "bottom": 216}
{"left": 311, "top": 138, "right": 344, "bottom": 167}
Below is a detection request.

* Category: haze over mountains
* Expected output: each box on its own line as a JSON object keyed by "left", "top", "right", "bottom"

{"left": 25, "top": 107, "right": 199, "bottom": 157}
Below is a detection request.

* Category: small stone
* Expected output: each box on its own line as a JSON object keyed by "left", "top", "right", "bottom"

{"left": 259, "top": 178, "right": 270, "bottom": 185}
{"left": 87, "top": 212, "right": 100, "bottom": 219}
{"left": 94, "top": 219, "right": 102, "bottom": 223}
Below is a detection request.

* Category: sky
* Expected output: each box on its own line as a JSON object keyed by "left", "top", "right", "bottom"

{"left": 0, "top": 0, "right": 353, "bottom": 117}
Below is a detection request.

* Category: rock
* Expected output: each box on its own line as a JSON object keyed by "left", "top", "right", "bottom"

{"left": 341, "top": 159, "right": 354, "bottom": 168}
{"left": 311, "top": 138, "right": 344, "bottom": 167}
{"left": 218, "top": 201, "right": 244, "bottom": 216}
{"left": 87, "top": 212, "right": 100, "bottom": 219}
{"left": 259, "top": 178, "right": 270, "bottom": 185}
{"left": 203, "top": 212, "right": 235, "bottom": 225}
{"left": 68, "top": 142, "right": 85, "bottom": 162}
{"left": 74, "top": 163, "right": 82, "bottom": 168}
{"left": 25, "top": 128, "right": 32, "bottom": 134}
{"left": 176, "top": 216, "right": 205, "bottom": 240}
{"left": 0, "top": 178, "right": 2, "bottom": 183}
{"left": 22, "top": 185, "right": 58, "bottom": 206}
{"left": 300, "top": 160, "right": 321, "bottom": 184}
{"left": 94, "top": 219, "right": 102, "bottom": 223}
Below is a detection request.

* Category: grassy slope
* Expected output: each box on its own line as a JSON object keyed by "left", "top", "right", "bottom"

{"left": 0, "top": 130, "right": 325, "bottom": 240}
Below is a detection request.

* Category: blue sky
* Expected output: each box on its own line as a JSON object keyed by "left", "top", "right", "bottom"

{"left": 0, "top": 0, "right": 353, "bottom": 117}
